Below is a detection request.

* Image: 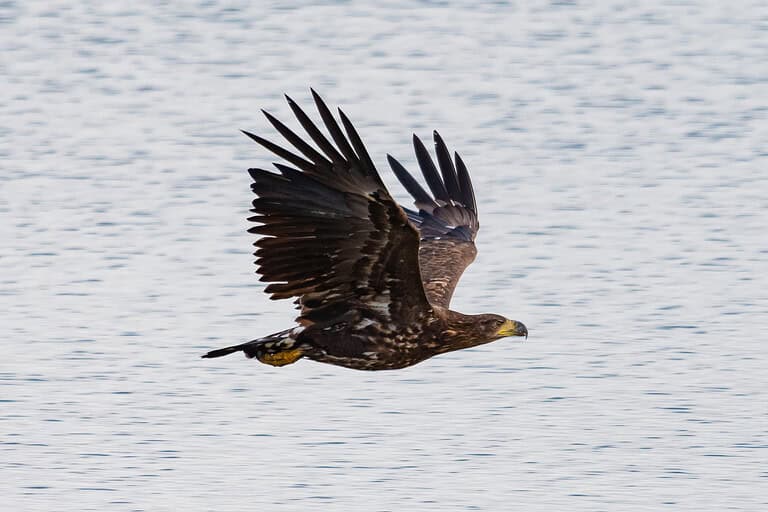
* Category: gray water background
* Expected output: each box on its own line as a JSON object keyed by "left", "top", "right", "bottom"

{"left": 2, "top": 1, "right": 767, "bottom": 510}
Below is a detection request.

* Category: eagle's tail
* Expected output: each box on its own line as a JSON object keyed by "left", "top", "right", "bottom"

{"left": 201, "top": 328, "right": 305, "bottom": 366}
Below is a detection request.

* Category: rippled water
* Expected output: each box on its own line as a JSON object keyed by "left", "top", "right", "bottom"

{"left": 2, "top": 1, "right": 767, "bottom": 510}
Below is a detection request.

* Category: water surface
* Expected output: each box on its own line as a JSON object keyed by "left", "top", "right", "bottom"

{"left": 2, "top": 1, "right": 766, "bottom": 510}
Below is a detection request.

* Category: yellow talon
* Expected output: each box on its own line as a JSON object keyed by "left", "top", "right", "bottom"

{"left": 258, "top": 349, "right": 304, "bottom": 367}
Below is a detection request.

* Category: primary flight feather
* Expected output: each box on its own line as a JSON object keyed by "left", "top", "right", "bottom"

{"left": 202, "top": 91, "right": 527, "bottom": 370}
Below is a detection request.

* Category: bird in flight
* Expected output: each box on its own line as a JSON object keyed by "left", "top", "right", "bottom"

{"left": 202, "top": 91, "right": 528, "bottom": 370}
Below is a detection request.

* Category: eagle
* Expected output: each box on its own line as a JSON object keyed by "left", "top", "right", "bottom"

{"left": 202, "top": 91, "right": 528, "bottom": 370}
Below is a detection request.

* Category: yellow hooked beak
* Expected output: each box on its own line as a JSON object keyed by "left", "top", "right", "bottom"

{"left": 497, "top": 320, "right": 528, "bottom": 339}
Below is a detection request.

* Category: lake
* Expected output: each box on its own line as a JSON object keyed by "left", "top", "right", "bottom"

{"left": 2, "top": 1, "right": 766, "bottom": 510}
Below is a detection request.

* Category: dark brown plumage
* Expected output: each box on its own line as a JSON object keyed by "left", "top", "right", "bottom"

{"left": 202, "top": 91, "right": 527, "bottom": 370}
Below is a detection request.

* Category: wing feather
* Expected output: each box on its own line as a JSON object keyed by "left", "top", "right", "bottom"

{"left": 388, "top": 131, "right": 480, "bottom": 308}
{"left": 455, "top": 152, "right": 477, "bottom": 214}
{"left": 413, "top": 134, "right": 451, "bottom": 203}
{"left": 285, "top": 95, "right": 345, "bottom": 164}
{"left": 387, "top": 154, "right": 437, "bottom": 210}
{"left": 433, "top": 131, "right": 461, "bottom": 200}
{"left": 244, "top": 93, "right": 431, "bottom": 328}
{"left": 310, "top": 88, "right": 359, "bottom": 169}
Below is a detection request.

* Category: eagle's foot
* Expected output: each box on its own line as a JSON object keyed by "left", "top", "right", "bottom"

{"left": 257, "top": 349, "right": 304, "bottom": 367}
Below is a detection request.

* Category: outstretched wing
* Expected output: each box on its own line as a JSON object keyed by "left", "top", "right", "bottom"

{"left": 244, "top": 90, "right": 431, "bottom": 328}
{"left": 387, "top": 131, "right": 479, "bottom": 308}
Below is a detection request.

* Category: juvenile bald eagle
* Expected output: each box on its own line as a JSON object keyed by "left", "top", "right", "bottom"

{"left": 202, "top": 91, "right": 527, "bottom": 370}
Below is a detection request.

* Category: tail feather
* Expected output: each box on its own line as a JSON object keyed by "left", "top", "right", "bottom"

{"left": 201, "top": 343, "right": 250, "bottom": 359}
{"left": 201, "top": 328, "right": 302, "bottom": 365}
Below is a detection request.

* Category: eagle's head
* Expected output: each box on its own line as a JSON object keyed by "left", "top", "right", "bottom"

{"left": 476, "top": 313, "right": 528, "bottom": 341}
